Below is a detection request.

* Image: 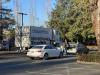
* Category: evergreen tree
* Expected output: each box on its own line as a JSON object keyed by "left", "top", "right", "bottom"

{"left": 48, "top": 0, "right": 95, "bottom": 44}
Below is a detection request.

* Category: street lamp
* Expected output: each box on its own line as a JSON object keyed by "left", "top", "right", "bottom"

{"left": 18, "top": 12, "right": 27, "bottom": 51}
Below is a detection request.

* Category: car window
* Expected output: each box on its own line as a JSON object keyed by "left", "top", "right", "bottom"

{"left": 51, "top": 46, "right": 56, "bottom": 49}
{"left": 45, "top": 46, "right": 51, "bottom": 49}
{"left": 69, "top": 44, "right": 76, "bottom": 49}
{"left": 45, "top": 45, "right": 55, "bottom": 49}
{"left": 32, "top": 45, "right": 43, "bottom": 49}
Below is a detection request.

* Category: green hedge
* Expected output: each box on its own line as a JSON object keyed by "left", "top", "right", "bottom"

{"left": 77, "top": 52, "right": 100, "bottom": 63}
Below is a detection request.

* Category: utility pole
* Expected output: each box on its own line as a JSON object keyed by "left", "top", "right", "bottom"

{"left": 18, "top": 12, "right": 27, "bottom": 51}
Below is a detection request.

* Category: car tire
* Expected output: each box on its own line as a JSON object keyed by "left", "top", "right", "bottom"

{"left": 59, "top": 52, "right": 63, "bottom": 58}
{"left": 43, "top": 53, "right": 48, "bottom": 60}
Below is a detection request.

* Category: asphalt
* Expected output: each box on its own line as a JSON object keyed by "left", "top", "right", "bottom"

{"left": 0, "top": 55, "right": 100, "bottom": 75}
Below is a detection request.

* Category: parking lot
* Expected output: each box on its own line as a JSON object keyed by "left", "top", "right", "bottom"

{"left": 0, "top": 54, "right": 100, "bottom": 75}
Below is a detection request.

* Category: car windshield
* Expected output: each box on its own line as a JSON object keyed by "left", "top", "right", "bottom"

{"left": 32, "top": 45, "right": 43, "bottom": 49}
{"left": 70, "top": 44, "right": 76, "bottom": 48}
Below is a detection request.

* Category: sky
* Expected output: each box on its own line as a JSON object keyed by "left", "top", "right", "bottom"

{"left": 4, "top": 0, "right": 56, "bottom": 27}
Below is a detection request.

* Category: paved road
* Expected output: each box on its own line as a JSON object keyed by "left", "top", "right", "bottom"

{"left": 0, "top": 55, "right": 100, "bottom": 75}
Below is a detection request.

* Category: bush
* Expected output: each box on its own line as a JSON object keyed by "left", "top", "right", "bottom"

{"left": 77, "top": 52, "right": 100, "bottom": 63}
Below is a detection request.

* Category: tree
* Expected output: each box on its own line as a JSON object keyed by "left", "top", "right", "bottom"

{"left": 0, "top": 0, "right": 15, "bottom": 50}
{"left": 66, "top": 0, "right": 94, "bottom": 43}
{"left": 89, "top": 0, "right": 100, "bottom": 50}
{"left": 48, "top": 0, "right": 72, "bottom": 48}
{"left": 48, "top": 0, "right": 94, "bottom": 44}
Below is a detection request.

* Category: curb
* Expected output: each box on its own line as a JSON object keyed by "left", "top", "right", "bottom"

{"left": 0, "top": 51, "right": 26, "bottom": 55}
{"left": 77, "top": 60, "right": 100, "bottom": 65}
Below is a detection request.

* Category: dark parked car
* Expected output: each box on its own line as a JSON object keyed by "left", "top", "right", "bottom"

{"left": 76, "top": 42, "right": 89, "bottom": 54}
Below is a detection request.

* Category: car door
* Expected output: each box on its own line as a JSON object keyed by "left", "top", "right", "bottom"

{"left": 44, "top": 45, "right": 54, "bottom": 57}
{"left": 51, "top": 45, "right": 60, "bottom": 57}
{"left": 49, "top": 45, "right": 58, "bottom": 57}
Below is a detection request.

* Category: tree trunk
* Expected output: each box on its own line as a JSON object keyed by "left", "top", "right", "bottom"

{"left": 97, "top": 0, "right": 100, "bottom": 51}
{"left": 64, "top": 37, "right": 70, "bottom": 55}
{"left": 90, "top": 0, "right": 100, "bottom": 51}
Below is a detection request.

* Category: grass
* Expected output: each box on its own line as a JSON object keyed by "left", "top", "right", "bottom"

{"left": 77, "top": 52, "right": 100, "bottom": 63}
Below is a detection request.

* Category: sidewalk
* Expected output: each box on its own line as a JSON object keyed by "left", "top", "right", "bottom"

{"left": 0, "top": 50, "right": 26, "bottom": 55}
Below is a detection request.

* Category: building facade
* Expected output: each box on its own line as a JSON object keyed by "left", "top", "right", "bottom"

{"left": 15, "top": 26, "right": 60, "bottom": 49}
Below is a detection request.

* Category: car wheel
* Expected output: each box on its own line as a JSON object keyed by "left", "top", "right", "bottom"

{"left": 59, "top": 52, "right": 63, "bottom": 58}
{"left": 43, "top": 53, "right": 48, "bottom": 60}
